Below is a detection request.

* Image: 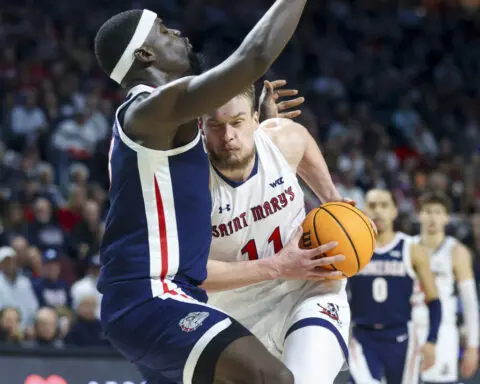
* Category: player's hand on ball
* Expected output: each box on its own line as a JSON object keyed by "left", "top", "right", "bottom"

{"left": 421, "top": 342, "right": 436, "bottom": 372}
{"left": 273, "top": 226, "right": 345, "bottom": 280}
{"left": 460, "top": 347, "right": 479, "bottom": 378}
{"left": 258, "top": 79, "right": 305, "bottom": 121}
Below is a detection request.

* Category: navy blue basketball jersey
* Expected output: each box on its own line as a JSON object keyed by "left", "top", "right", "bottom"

{"left": 349, "top": 232, "right": 416, "bottom": 327}
{"left": 98, "top": 85, "right": 211, "bottom": 323}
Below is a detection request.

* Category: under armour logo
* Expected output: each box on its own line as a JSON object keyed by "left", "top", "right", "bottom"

{"left": 219, "top": 204, "right": 231, "bottom": 214}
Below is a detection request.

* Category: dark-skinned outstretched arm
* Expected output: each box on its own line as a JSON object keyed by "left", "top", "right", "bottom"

{"left": 132, "top": 0, "right": 307, "bottom": 133}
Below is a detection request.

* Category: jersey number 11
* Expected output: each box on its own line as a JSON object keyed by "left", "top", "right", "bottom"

{"left": 241, "top": 226, "right": 283, "bottom": 260}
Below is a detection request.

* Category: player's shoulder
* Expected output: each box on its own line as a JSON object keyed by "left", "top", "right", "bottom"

{"left": 401, "top": 233, "right": 427, "bottom": 261}
{"left": 258, "top": 118, "right": 306, "bottom": 156}
{"left": 452, "top": 240, "right": 471, "bottom": 258}
{"left": 259, "top": 117, "right": 291, "bottom": 130}
{"left": 395, "top": 232, "right": 416, "bottom": 246}
{"left": 395, "top": 231, "right": 412, "bottom": 240}
{"left": 123, "top": 78, "right": 194, "bottom": 131}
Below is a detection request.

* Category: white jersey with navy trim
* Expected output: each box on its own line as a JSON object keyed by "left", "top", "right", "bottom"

{"left": 411, "top": 235, "right": 458, "bottom": 327}
{"left": 207, "top": 127, "right": 347, "bottom": 347}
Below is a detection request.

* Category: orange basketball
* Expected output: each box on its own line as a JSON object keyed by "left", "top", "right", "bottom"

{"left": 300, "top": 202, "right": 375, "bottom": 278}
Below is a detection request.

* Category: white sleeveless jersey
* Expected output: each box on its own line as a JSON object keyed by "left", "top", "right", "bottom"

{"left": 411, "top": 235, "right": 458, "bottom": 327}
{"left": 208, "top": 128, "right": 346, "bottom": 334}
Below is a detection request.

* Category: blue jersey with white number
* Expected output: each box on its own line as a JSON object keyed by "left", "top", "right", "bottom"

{"left": 349, "top": 232, "right": 416, "bottom": 327}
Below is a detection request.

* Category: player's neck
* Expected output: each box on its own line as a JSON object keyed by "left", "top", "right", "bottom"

{"left": 375, "top": 230, "right": 396, "bottom": 248}
{"left": 420, "top": 232, "right": 446, "bottom": 249}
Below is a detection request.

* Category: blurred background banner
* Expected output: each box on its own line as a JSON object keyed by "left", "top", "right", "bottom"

{"left": 0, "top": 347, "right": 144, "bottom": 383}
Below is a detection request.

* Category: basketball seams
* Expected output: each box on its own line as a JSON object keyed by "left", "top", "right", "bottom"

{"left": 319, "top": 206, "right": 361, "bottom": 274}
{"left": 323, "top": 202, "right": 375, "bottom": 267}
{"left": 312, "top": 209, "right": 323, "bottom": 252}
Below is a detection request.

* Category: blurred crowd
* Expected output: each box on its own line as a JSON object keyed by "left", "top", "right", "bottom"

{"left": 0, "top": 0, "right": 479, "bottom": 347}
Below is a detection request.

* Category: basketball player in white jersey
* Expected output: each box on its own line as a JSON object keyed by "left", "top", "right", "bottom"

{"left": 412, "top": 192, "right": 479, "bottom": 383}
{"left": 200, "top": 84, "right": 351, "bottom": 384}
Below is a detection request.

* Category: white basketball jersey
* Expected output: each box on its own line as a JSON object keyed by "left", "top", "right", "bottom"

{"left": 411, "top": 235, "right": 458, "bottom": 327}
{"left": 208, "top": 128, "right": 345, "bottom": 336}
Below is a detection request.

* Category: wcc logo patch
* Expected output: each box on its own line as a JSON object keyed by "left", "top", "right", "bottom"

{"left": 179, "top": 312, "right": 210, "bottom": 332}
{"left": 318, "top": 303, "right": 342, "bottom": 326}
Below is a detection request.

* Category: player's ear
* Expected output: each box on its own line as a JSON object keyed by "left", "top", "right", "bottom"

{"left": 253, "top": 111, "right": 259, "bottom": 125}
{"left": 134, "top": 46, "right": 156, "bottom": 66}
{"left": 393, "top": 206, "right": 399, "bottom": 221}
{"left": 197, "top": 117, "right": 205, "bottom": 134}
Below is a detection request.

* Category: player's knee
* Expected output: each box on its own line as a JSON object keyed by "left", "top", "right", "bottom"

{"left": 240, "top": 363, "right": 294, "bottom": 384}
{"left": 244, "top": 355, "right": 294, "bottom": 384}
{"left": 214, "top": 335, "right": 294, "bottom": 384}
{"left": 216, "top": 362, "right": 294, "bottom": 384}
{"left": 260, "top": 365, "right": 294, "bottom": 384}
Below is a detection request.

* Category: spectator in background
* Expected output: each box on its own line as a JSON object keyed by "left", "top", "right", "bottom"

{"left": 392, "top": 96, "right": 421, "bottom": 140}
{"left": 56, "top": 185, "right": 86, "bottom": 232}
{"left": 0, "top": 246, "right": 38, "bottom": 332}
{"left": 88, "top": 183, "right": 108, "bottom": 219}
{"left": 71, "top": 254, "right": 101, "bottom": 319}
{"left": 27, "top": 197, "right": 66, "bottom": 252}
{"left": 51, "top": 109, "right": 100, "bottom": 162}
{"left": 3, "top": 201, "right": 28, "bottom": 240}
{"left": 84, "top": 94, "right": 109, "bottom": 144}
{"left": 32, "top": 249, "right": 72, "bottom": 309}
{"left": 37, "top": 163, "right": 65, "bottom": 207}
{"left": 411, "top": 122, "right": 439, "bottom": 157}
{"left": 69, "top": 162, "right": 90, "bottom": 190}
{"left": 0, "top": 141, "right": 22, "bottom": 188}
{"left": 8, "top": 90, "right": 47, "bottom": 152}
{"left": 0, "top": 307, "right": 23, "bottom": 344}
{"left": 70, "top": 200, "right": 101, "bottom": 274}
{"left": 65, "top": 294, "right": 106, "bottom": 347}
{"left": 16, "top": 171, "right": 40, "bottom": 209}
{"left": 9, "top": 236, "right": 37, "bottom": 277}
{"left": 25, "top": 246, "right": 43, "bottom": 279}
{"left": 25, "top": 307, "right": 64, "bottom": 348}
{"left": 335, "top": 169, "right": 366, "bottom": 209}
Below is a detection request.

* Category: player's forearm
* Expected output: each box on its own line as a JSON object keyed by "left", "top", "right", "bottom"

{"left": 297, "top": 132, "right": 340, "bottom": 203}
{"left": 202, "top": 259, "right": 278, "bottom": 292}
{"left": 180, "top": 0, "right": 307, "bottom": 117}
{"left": 138, "top": 1, "right": 308, "bottom": 128}
{"left": 459, "top": 279, "right": 480, "bottom": 348}
{"left": 426, "top": 298, "right": 442, "bottom": 343}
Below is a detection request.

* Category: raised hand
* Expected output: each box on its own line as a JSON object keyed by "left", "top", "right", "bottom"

{"left": 258, "top": 79, "right": 305, "bottom": 122}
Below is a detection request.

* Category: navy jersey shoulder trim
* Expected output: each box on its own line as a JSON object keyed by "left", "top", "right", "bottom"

{"left": 117, "top": 92, "right": 151, "bottom": 128}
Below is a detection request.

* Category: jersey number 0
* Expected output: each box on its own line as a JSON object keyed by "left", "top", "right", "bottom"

{"left": 241, "top": 226, "right": 283, "bottom": 260}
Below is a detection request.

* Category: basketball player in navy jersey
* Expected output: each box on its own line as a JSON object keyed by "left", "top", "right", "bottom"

{"left": 413, "top": 192, "right": 479, "bottom": 383}
{"left": 348, "top": 189, "right": 442, "bottom": 384}
{"left": 93, "top": 3, "right": 314, "bottom": 383}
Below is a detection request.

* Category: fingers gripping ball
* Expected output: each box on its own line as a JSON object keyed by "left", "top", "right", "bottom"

{"left": 300, "top": 202, "right": 375, "bottom": 278}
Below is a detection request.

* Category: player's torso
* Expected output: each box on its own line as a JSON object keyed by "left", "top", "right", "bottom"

{"left": 209, "top": 128, "right": 305, "bottom": 264}
{"left": 99, "top": 85, "right": 211, "bottom": 322}
{"left": 208, "top": 129, "right": 309, "bottom": 323}
{"left": 349, "top": 232, "right": 416, "bottom": 327}
{"left": 412, "top": 235, "right": 457, "bottom": 327}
